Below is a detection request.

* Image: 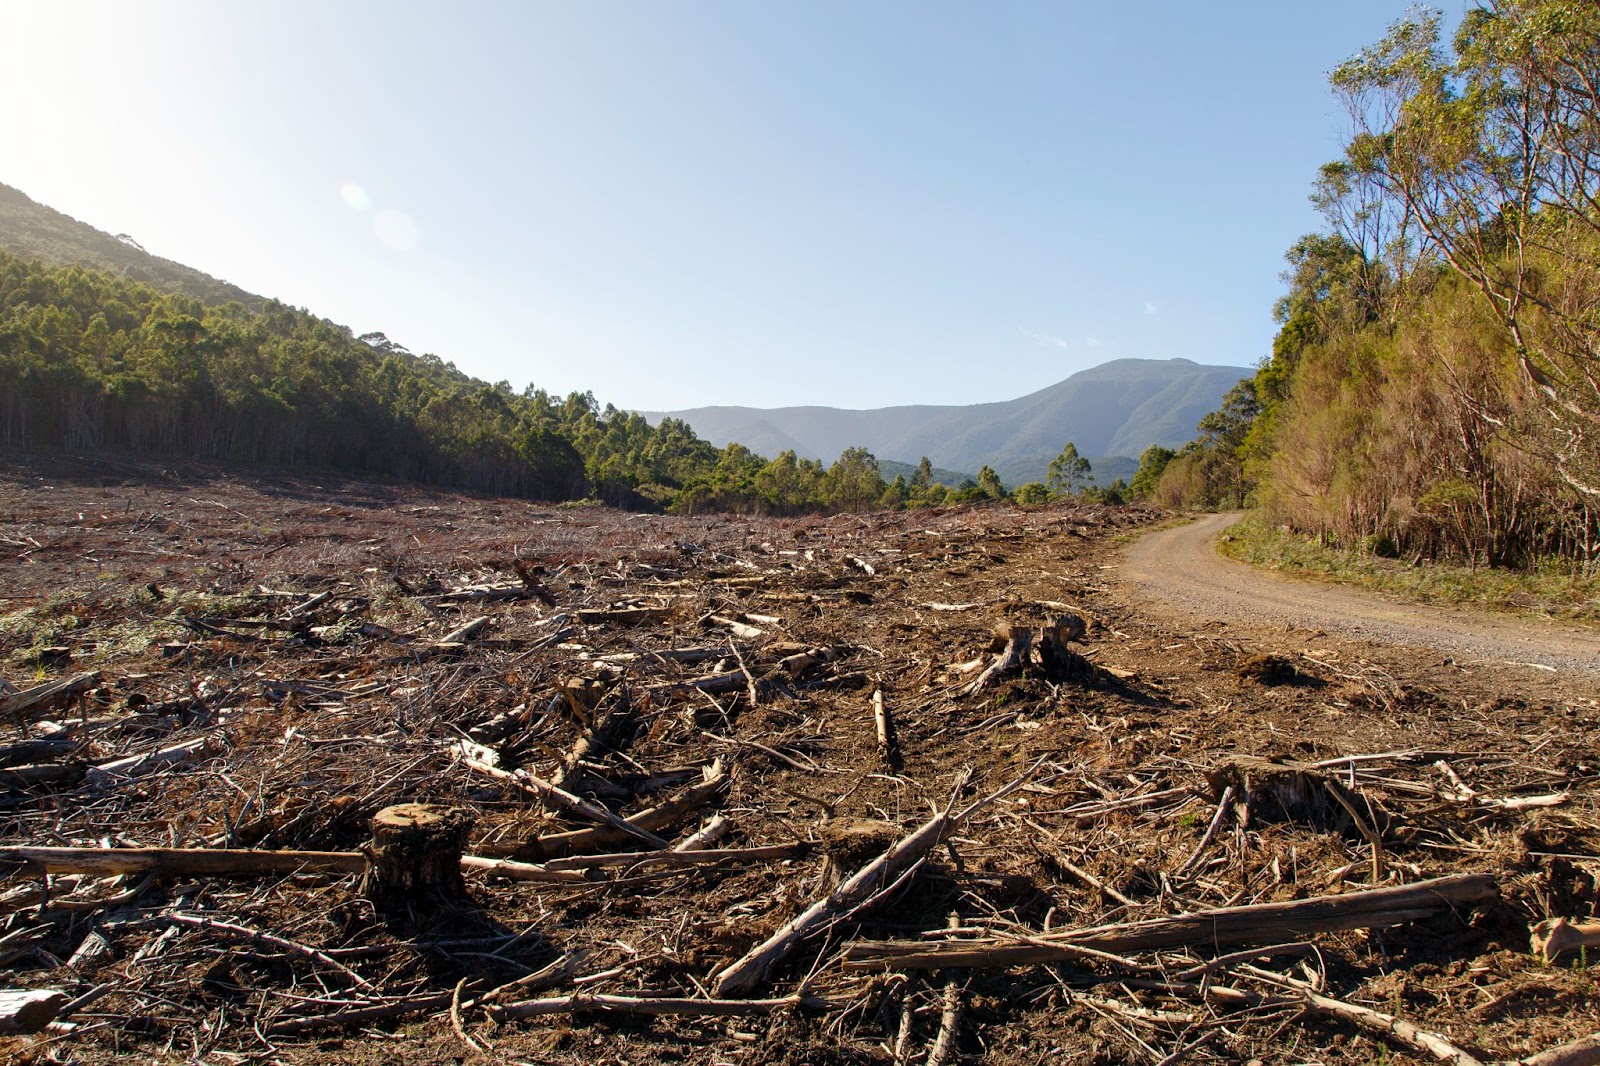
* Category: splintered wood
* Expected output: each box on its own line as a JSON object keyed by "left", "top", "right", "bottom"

{"left": 1, "top": 464, "right": 1598, "bottom": 1064}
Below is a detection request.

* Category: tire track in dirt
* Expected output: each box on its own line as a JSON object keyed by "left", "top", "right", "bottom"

{"left": 1119, "top": 512, "right": 1600, "bottom": 674}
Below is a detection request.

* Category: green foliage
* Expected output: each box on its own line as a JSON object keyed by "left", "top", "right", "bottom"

{"left": 1045, "top": 441, "right": 1092, "bottom": 497}
{"left": 0, "top": 246, "right": 1118, "bottom": 521}
{"left": 1011, "top": 481, "right": 1050, "bottom": 506}
{"left": 824, "top": 447, "right": 886, "bottom": 512}
{"left": 1130, "top": 445, "right": 1176, "bottom": 500}
{"left": 976, "top": 464, "right": 1005, "bottom": 500}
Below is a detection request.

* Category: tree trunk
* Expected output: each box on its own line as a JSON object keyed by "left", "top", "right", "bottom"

{"left": 363, "top": 804, "right": 475, "bottom": 913}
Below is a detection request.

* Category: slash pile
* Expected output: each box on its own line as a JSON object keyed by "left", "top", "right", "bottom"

{"left": 2, "top": 457, "right": 1600, "bottom": 1064}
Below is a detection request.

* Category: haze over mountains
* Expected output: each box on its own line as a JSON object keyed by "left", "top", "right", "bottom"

{"left": 645, "top": 357, "right": 1251, "bottom": 487}
{"left": 1, "top": 180, "right": 1250, "bottom": 491}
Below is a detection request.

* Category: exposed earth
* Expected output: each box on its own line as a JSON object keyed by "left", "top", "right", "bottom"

{"left": 1125, "top": 513, "right": 1600, "bottom": 675}
{"left": 2, "top": 457, "right": 1599, "bottom": 1065}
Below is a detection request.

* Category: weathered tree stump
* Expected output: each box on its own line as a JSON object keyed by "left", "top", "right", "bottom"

{"left": 1038, "top": 614, "right": 1093, "bottom": 680}
{"left": 363, "top": 804, "right": 475, "bottom": 913}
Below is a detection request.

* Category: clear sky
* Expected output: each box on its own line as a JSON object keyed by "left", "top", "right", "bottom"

{"left": 0, "top": 1, "right": 1457, "bottom": 411}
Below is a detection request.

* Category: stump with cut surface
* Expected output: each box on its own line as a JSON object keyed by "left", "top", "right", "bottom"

{"left": 363, "top": 804, "right": 475, "bottom": 912}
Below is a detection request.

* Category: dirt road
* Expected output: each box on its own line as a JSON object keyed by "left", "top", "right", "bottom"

{"left": 1121, "top": 512, "right": 1600, "bottom": 673}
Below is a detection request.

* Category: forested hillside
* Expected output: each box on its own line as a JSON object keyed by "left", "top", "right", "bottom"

{"left": 0, "top": 247, "right": 1113, "bottom": 514}
{"left": 0, "top": 183, "right": 263, "bottom": 309}
{"left": 1159, "top": 1, "right": 1600, "bottom": 573}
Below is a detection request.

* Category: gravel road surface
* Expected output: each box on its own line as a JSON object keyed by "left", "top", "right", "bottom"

{"left": 1120, "top": 512, "right": 1600, "bottom": 674}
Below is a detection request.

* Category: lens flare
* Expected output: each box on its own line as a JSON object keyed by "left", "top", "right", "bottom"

{"left": 340, "top": 182, "right": 372, "bottom": 210}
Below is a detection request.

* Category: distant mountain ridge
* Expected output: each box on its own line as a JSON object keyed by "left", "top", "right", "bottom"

{"left": 645, "top": 358, "right": 1252, "bottom": 487}
{"left": 0, "top": 182, "right": 263, "bottom": 309}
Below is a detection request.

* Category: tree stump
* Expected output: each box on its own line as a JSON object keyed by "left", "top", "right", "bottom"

{"left": 363, "top": 804, "right": 475, "bottom": 913}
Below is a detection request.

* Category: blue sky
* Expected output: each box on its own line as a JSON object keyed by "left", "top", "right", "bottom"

{"left": 1, "top": 1, "right": 1456, "bottom": 411}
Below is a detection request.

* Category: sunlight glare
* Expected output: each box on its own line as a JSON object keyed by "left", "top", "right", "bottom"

{"left": 340, "top": 182, "right": 372, "bottom": 211}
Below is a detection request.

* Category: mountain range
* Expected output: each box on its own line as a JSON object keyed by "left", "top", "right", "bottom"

{"left": 1, "top": 180, "right": 1249, "bottom": 490}
{"left": 644, "top": 357, "right": 1251, "bottom": 488}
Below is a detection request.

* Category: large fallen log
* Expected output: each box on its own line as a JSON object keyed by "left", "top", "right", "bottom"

{"left": 5, "top": 846, "right": 366, "bottom": 878}
{"left": 490, "top": 992, "right": 843, "bottom": 1023}
{"left": 842, "top": 873, "right": 1498, "bottom": 971}
{"left": 0, "top": 988, "right": 68, "bottom": 1035}
{"left": 8, "top": 845, "right": 581, "bottom": 885}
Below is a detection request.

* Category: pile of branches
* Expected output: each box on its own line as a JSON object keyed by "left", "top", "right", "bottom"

{"left": 0, "top": 485, "right": 1597, "bottom": 1063}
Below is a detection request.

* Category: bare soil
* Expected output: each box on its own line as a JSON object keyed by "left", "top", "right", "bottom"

{"left": 1125, "top": 514, "right": 1600, "bottom": 674}
{"left": 2, "top": 455, "right": 1599, "bottom": 1065}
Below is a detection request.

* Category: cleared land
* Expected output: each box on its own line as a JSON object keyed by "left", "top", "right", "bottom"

{"left": 2, "top": 457, "right": 1599, "bottom": 1064}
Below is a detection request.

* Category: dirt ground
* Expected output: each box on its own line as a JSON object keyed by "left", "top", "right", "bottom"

{"left": 1124, "top": 514, "right": 1600, "bottom": 673}
{"left": 2, "top": 455, "right": 1599, "bottom": 1065}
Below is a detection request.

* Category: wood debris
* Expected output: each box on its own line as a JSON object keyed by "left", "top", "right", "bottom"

{"left": 1, "top": 464, "right": 1597, "bottom": 1063}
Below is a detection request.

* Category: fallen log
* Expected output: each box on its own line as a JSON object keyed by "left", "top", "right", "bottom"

{"left": 842, "top": 873, "right": 1498, "bottom": 971}
{"left": 0, "top": 988, "right": 68, "bottom": 1035}
{"left": 490, "top": 992, "right": 842, "bottom": 1023}
{"left": 0, "top": 671, "right": 100, "bottom": 720}
{"left": 873, "top": 688, "right": 898, "bottom": 769}
{"left": 459, "top": 855, "right": 589, "bottom": 883}
{"left": 460, "top": 755, "right": 669, "bottom": 848}
{"left": 4, "top": 846, "right": 367, "bottom": 878}
{"left": 1530, "top": 917, "right": 1600, "bottom": 964}
{"left": 1521, "top": 1032, "right": 1600, "bottom": 1066}
{"left": 0, "top": 763, "right": 85, "bottom": 789}
{"left": 8, "top": 844, "right": 590, "bottom": 886}
{"left": 0, "top": 736, "right": 78, "bottom": 767}
{"left": 84, "top": 735, "right": 220, "bottom": 785}
{"left": 498, "top": 760, "right": 729, "bottom": 860}
{"left": 713, "top": 764, "right": 1039, "bottom": 998}
{"left": 1304, "top": 988, "right": 1484, "bottom": 1065}
{"left": 550, "top": 686, "right": 629, "bottom": 792}
{"left": 542, "top": 842, "right": 809, "bottom": 872}
{"left": 438, "top": 615, "right": 491, "bottom": 645}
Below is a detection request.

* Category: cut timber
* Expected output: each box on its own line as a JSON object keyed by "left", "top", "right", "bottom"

{"left": 363, "top": 804, "right": 475, "bottom": 910}
{"left": 504, "top": 759, "right": 729, "bottom": 860}
{"left": 542, "top": 842, "right": 809, "bottom": 873}
{"left": 0, "top": 671, "right": 100, "bottom": 720}
{"left": 1521, "top": 1032, "right": 1600, "bottom": 1066}
{"left": 713, "top": 766, "right": 1036, "bottom": 998}
{"left": 576, "top": 606, "right": 671, "bottom": 625}
{"left": 438, "top": 615, "right": 491, "bottom": 645}
{"left": 458, "top": 856, "right": 589, "bottom": 883}
{"left": 491, "top": 992, "right": 842, "bottom": 1023}
{"left": 0, "top": 988, "right": 68, "bottom": 1035}
{"left": 777, "top": 645, "right": 851, "bottom": 676}
{"left": 5, "top": 846, "right": 366, "bottom": 878}
{"left": 549, "top": 687, "right": 628, "bottom": 791}
{"left": 459, "top": 754, "right": 669, "bottom": 848}
{"left": 970, "top": 626, "right": 1031, "bottom": 695}
{"left": 841, "top": 873, "right": 1498, "bottom": 970}
{"left": 873, "top": 689, "right": 899, "bottom": 769}
{"left": 84, "top": 735, "right": 220, "bottom": 786}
